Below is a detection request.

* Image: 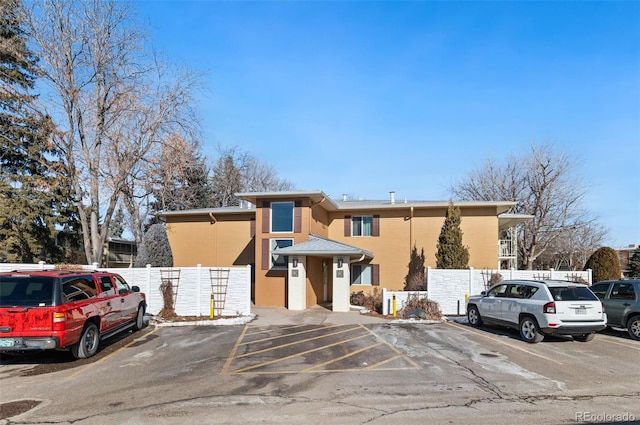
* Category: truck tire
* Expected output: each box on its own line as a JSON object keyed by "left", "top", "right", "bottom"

{"left": 71, "top": 323, "right": 100, "bottom": 359}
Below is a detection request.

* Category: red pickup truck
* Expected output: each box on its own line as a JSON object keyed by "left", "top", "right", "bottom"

{"left": 0, "top": 270, "right": 147, "bottom": 359}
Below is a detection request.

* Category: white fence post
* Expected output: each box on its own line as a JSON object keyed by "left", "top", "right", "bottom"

{"left": 197, "top": 264, "right": 202, "bottom": 315}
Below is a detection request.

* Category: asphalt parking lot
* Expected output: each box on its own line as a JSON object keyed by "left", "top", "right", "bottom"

{"left": 1, "top": 309, "right": 639, "bottom": 425}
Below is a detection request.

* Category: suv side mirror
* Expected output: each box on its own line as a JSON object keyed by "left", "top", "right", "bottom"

{"left": 480, "top": 291, "right": 487, "bottom": 297}
{"left": 132, "top": 286, "right": 140, "bottom": 293}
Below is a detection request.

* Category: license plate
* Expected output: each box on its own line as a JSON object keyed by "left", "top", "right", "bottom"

{"left": 575, "top": 308, "right": 587, "bottom": 315}
{"left": 0, "top": 338, "right": 15, "bottom": 348}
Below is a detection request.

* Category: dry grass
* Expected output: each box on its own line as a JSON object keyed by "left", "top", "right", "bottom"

{"left": 399, "top": 294, "right": 442, "bottom": 320}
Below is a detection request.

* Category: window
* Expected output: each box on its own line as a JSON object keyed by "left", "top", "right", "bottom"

{"left": 352, "top": 216, "right": 373, "bottom": 236}
{"left": 611, "top": 283, "right": 636, "bottom": 300}
{"left": 507, "top": 285, "right": 538, "bottom": 299}
{"left": 62, "top": 277, "right": 98, "bottom": 302}
{"left": 271, "top": 202, "right": 294, "bottom": 233}
{"left": 99, "top": 276, "right": 116, "bottom": 296}
{"left": 590, "top": 283, "right": 610, "bottom": 299}
{"left": 352, "top": 265, "right": 373, "bottom": 285}
{"left": 0, "top": 277, "right": 54, "bottom": 307}
{"left": 487, "top": 284, "right": 508, "bottom": 298}
{"left": 271, "top": 238, "right": 293, "bottom": 268}
{"left": 549, "top": 286, "right": 598, "bottom": 301}
{"left": 114, "top": 275, "right": 131, "bottom": 294}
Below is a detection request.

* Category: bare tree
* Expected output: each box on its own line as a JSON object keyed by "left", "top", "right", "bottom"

{"left": 211, "top": 146, "right": 293, "bottom": 207}
{"left": 450, "top": 142, "right": 605, "bottom": 269}
{"left": 534, "top": 222, "right": 607, "bottom": 270}
{"left": 27, "top": 0, "right": 202, "bottom": 263}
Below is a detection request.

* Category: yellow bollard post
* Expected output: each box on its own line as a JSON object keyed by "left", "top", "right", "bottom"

{"left": 392, "top": 294, "right": 397, "bottom": 318}
{"left": 210, "top": 292, "right": 214, "bottom": 319}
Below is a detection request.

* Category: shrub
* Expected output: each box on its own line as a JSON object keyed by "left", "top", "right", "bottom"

{"left": 350, "top": 289, "right": 382, "bottom": 314}
{"left": 400, "top": 294, "right": 442, "bottom": 320}
{"left": 584, "top": 247, "right": 621, "bottom": 283}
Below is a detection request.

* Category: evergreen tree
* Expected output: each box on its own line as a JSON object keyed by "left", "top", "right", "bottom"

{"left": 404, "top": 245, "right": 426, "bottom": 291}
{"left": 134, "top": 223, "right": 173, "bottom": 267}
{"left": 108, "top": 207, "right": 125, "bottom": 238}
{"left": 584, "top": 247, "right": 621, "bottom": 282}
{"left": 629, "top": 247, "right": 640, "bottom": 279}
{"left": 435, "top": 202, "right": 470, "bottom": 269}
{"left": 0, "top": 0, "right": 68, "bottom": 263}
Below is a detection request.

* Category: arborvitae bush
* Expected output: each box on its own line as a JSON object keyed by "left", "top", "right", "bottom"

{"left": 629, "top": 248, "right": 640, "bottom": 278}
{"left": 436, "top": 202, "right": 470, "bottom": 269}
{"left": 404, "top": 245, "right": 426, "bottom": 291}
{"left": 584, "top": 247, "right": 621, "bottom": 282}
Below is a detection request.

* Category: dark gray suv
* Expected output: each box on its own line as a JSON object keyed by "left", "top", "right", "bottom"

{"left": 590, "top": 279, "right": 640, "bottom": 340}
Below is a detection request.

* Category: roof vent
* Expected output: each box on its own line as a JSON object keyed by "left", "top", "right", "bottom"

{"left": 390, "top": 191, "right": 395, "bottom": 204}
{"left": 342, "top": 194, "right": 347, "bottom": 201}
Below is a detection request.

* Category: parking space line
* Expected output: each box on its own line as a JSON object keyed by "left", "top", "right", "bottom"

{"left": 228, "top": 333, "right": 371, "bottom": 374}
{"left": 244, "top": 324, "right": 310, "bottom": 337}
{"left": 361, "top": 325, "right": 422, "bottom": 369}
{"left": 240, "top": 324, "right": 347, "bottom": 346}
{"left": 445, "top": 321, "right": 565, "bottom": 365}
{"left": 220, "top": 324, "right": 249, "bottom": 375}
{"left": 364, "top": 354, "right": 406, "bottom": 370}
{"left": 598, "top": 335, "right": 640, "bottom": 351}
{"left": 65, "top": 326, "right": 161, "bottom": 380}
{"left": 234, "top": 325, "right": 362, "bottom": 359}
{"left": 301, "top": 341, "right": 384, "bottom": 372}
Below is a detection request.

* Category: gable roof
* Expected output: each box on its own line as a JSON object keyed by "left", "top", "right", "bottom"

{"left": 273, "top": 234, "right": 374, "bottom": 260}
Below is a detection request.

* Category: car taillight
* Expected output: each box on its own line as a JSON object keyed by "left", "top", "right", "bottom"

{"left": 543, "top": 302, "right": 556, "bottom": 314}
{"left": 52, "top": 311, "right": 66, "bottom": 331}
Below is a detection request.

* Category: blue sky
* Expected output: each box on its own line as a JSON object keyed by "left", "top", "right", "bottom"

{"left": 136, "top": 1, "right": 640, "bottom": 247}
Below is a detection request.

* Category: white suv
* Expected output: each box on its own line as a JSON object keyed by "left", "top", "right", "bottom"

{"left": 466, "top": 280, "right": 607, "bottom": 343}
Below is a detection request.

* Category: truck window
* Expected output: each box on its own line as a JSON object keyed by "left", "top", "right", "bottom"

{"left": 99, "top": 276, "right": 116, "bottom": 296}
{"left": 62, "top": 277, "right": 98, "bottom": 303}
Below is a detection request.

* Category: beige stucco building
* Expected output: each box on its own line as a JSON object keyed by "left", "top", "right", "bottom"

{"left": 162, "top": 191, "right": 531, "bottom": 311}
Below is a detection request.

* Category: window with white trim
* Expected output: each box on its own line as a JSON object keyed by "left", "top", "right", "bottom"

{"left": 271, "top": 202, "right": 294, "bottom": 233}
{"left": 271, "top": 238, "right": 293, "bottom": 268}
{"left": 351, "top": 264, "right": 372, "bottom": 285}
{"left": 352, "top": 216, "right": 373, "bottom": 236}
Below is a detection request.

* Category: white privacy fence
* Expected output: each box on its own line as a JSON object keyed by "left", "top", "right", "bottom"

{"left": 425, "top": 267, "right": 592, "bottom": 315}
{"left": 381, "top": 289, "right": 428, "bottom": 316}
{"left": 0, "top": 263, "right": 252, "bottom": 317}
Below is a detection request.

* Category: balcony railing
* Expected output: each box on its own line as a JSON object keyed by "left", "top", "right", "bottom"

{"left": 499, "top": 239, "right": 516, "bottom": 258}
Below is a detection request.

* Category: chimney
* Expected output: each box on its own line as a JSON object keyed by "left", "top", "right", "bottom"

{"left": 342, "top": 194, "right": 348, "bottom": 201}
{"left": 390, "top": 191, "right": 395, "bottom": 204}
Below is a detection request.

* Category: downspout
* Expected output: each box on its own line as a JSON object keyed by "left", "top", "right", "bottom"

{"left": 209, "top": 212, "right": 217, "bottom": 265}
{"left": 409, "top": 206, "right": 414, "bottom": 255}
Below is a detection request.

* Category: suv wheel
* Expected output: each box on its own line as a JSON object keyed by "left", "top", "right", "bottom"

{"left": 519, "top": 316, "right": 544, "bottom": 343}
{"left": 467, "top": 305, "right": 483, "bottom": 327}
{"left": 627, "top": 315, "right": 640, "bottom": 341}
{"left": 573, "top": 333, "right": 595, "bottom": 342}
{"left": 71, "top": 323, "right": 99, "bottom": 359}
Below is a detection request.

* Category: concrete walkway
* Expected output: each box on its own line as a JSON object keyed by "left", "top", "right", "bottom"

{"left": 250, "top": 304, "right": 390, "bottom": 326}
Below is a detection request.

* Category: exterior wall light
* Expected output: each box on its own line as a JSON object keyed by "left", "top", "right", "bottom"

{"left": 292, "top": 257, "right": 298, "bottom": 268}
{"left": 337, "top": 258, "right": 343, "bottom": 268}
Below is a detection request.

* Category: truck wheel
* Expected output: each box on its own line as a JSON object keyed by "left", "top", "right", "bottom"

{"left": 133, "top": 306, "right": 145, "bottom": 331}
{"left": 71, "top": 323, "right": 99, "bottom": 359}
